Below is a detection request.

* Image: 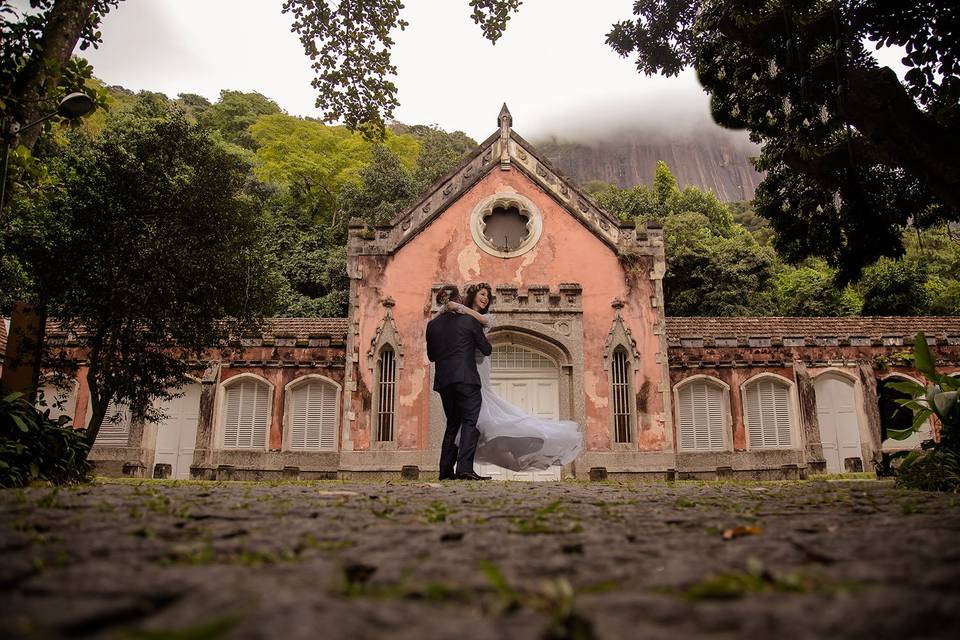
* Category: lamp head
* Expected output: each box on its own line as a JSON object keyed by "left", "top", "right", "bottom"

{"left": 57, "top": 92, "right": 95, "bottom": 119}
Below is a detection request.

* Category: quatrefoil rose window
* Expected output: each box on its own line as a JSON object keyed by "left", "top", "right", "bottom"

{"left": 470, "top": 193, "right": 543, "bottom": 258}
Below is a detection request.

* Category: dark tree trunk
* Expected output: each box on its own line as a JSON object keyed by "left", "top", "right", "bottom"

{"left": 9, "top": 0, "right": 97, "bottom": 150}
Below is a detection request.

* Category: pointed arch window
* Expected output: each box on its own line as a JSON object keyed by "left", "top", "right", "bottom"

{"left": 222, "top": 377, "right": 271, "bottom": 449}
{"left": 375, "top": 346, "right": 397, "bottom": 442}
{"left": 611, "top": 347, "right": 633, "bottom": 444}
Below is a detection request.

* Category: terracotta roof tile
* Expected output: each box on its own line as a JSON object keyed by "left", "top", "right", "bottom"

{"left": 665, "top": 316, "right": 960, "bottom": 342}
{"left": 42, "top": 317, "right": 350, "bottom": 342}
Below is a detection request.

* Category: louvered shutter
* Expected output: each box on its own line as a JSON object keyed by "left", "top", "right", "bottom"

{"left": 289, "top": 380, "right": 338, "bottom": 451}
{"left": 678, "top": 381, "right": 726, "bottom": 451}
{"left": 319, "top": 382, "right": 338, "bottom": 450}
{"left": 94, "top": 400, "right": 130, "bottom": 446}
{"left": 745, "top": 379, "right": 792, "bottom": 449}
{"left": 223, "top": 379, "right": 270, "bottom": 449}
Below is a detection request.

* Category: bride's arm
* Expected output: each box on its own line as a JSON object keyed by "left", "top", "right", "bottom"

{"left": 445, "top": 301, "right": 492, "bottom": 327}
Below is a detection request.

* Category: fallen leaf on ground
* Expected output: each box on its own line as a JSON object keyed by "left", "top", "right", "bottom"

{"left": 722, "top": 525, "right": 763, "bottom": 540}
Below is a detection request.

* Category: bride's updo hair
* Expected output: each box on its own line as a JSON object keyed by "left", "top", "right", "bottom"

{"left": 464, "top": 282, "right": 493, "bottom": 314}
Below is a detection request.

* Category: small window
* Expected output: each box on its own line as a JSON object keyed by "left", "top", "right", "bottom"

{"left": 222, "top": 378, "right": 270, "bottom": 449}
{"left": 376, "top": 346, "right": 397, "bottom": 442}
{"left": 677, "top": 380, "right": 726, "bottom": 451}
{"left": 611, "top": 347, "right": 632, "bottom": 444}
{"left": 93, "top": 400, "right": 131, "bottom": 447}
{"left": 491, "top": 344, "right": 556, "bottom": 370}
{"left": 289, "top": 380, "right": 338, "bottom": 451}
{"left": 743, "top": 377, "right": 793, "bottom": 449}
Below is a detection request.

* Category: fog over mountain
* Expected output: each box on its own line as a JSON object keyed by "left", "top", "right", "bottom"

{"left": 527, "top": 95, "right": 764, "bottom": 202}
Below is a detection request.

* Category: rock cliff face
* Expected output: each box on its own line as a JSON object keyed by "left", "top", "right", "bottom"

{"left": 536, "top": 130, "right": 763, "bottom": 202}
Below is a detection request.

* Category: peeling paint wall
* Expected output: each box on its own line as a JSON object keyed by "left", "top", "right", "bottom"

{"left": 349, "top": 166, "right": 666, "bottom": 455}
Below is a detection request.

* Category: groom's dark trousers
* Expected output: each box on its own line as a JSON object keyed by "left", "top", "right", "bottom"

{"left": 426, "top": 312, "right": 492, "bottom": 479}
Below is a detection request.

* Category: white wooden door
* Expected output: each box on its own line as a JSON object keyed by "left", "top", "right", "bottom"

{"left": 814, "top": 374, "right": 863, "bottom": 473}
{"left": 154, "top": 383, "right": 201, "bottom": 479}
{"left": 477, "top": 344, "right": 562, "bottom": 481}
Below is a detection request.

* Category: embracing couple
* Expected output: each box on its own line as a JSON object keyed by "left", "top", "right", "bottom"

{"left": 426, "top": 283, "right": 583, "bottom": 481}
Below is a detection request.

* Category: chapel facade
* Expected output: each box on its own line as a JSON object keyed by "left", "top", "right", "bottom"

{"left": 9, "top": 106, "right": 960, "bottom": 481}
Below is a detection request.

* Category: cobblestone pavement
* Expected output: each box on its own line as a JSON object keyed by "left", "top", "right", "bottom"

{"left": 1, "top": 478, "right": 959, "bottom": 639}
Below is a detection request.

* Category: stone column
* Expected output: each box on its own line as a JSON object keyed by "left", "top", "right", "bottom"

{"left": 191, "top": 362, "right": 220, "bottom": 478}
{"left": 793, "top": 361, "right": 825, "bottom": 473}
{"left": 858, "top": 363, "right": 883, "bottom": 464}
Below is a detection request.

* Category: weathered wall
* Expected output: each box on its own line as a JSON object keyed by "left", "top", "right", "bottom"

{"left": 348, "top": 165, "right": 667, "bottom": 459}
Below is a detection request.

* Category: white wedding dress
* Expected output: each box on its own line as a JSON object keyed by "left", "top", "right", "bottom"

{"left": 455, "top": 311, "right": 583, "bottom": 471}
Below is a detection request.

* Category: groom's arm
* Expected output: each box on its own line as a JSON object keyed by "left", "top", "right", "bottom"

{"left": 472, "top": 320, "right": 492, "bottom": 356}
{"left": 426, "top": 321, "right": 438, "bottom": 362}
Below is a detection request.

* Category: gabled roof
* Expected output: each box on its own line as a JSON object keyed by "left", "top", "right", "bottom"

{"left": 351, "top": 105, "right": 649, "bottom": 255}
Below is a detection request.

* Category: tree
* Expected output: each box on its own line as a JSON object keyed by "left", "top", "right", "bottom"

{"left": 1, "top": 0, "right": 120, "bottom": 150}
{"left": 281, "top": 0, "right": 521, "bottom": 135}
{"left": 404, "top": 124, "right": 477, "bottom": 189}
{"left": 197, "top": 90, "right": 282, "bottom": 150}
{"left": 605, "top": 1, "right": 959, "bottom": 278}
{"left": 9, "top": 100, "right": 280, "bottom": 446}
{"left": 774, "top": 262, "right": 861, "bottom": 316}
{"left": 859, "top": 258, "right": 928, "bottom": 316}
{"left": 663, "top": 212, "right": 776, "bottom": 316}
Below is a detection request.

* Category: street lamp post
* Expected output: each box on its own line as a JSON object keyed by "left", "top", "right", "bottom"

{"left": 0, "top": 92, "right": 96, "bottom": 399}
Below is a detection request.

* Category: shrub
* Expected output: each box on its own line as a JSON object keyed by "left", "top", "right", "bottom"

{"left": 0, "top": 392, "right": 91, "bottom": 487}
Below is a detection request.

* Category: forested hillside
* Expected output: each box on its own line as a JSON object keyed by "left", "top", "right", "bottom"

{"left": 2, "top": 85, "right": 956, "bottom": 321}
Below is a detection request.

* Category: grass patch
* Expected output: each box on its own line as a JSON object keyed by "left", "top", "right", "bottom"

{"left": 661, "top": 560, "right": 862, "bottom": 601}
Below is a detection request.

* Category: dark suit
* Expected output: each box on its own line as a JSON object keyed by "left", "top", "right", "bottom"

{"left": 426, "top": 312, "right": 492, "bottom": 478}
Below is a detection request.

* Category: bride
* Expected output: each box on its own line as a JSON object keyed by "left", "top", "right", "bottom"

{"left": 443, "top": 283, "right": 583, "bottom": 472}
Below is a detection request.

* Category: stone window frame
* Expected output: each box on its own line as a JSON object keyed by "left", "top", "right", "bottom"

{"left": 673, "top": 374, "right": 732, "bottom": 453}
{"left": 739, "top": 372, "right": 800, "bottom": 451}
{"left": 367, "top": 301, "right": 403, "bottom": 449}
{"left": 603, "top": 307, "right": 641, "bottom": 450}
{"left": 214, "top": 372, "right": 274, "bottom": 451}
{"left": 469, "top": 191, "right": 543, "bottom": 258}
{"left": 372, "top": 344, "right": 398, "bottom": 445}
{"left": 282, "top": 374, "right": 341, "bottom": 452}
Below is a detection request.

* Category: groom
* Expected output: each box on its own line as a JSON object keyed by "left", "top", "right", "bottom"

{"left": 426, "top": 285, "right": 492, "bottom": 480}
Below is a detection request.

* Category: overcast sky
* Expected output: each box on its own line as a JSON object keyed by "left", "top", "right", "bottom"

{"left": 76, "top": 1, "right": 907, "bottom": 144}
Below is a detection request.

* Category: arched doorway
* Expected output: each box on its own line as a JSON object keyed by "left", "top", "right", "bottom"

{"left": 814, "top": 372, "right": 864, "bottom": 473}
{"left": 476, "top": 341, "right": 563, "bottom": 481}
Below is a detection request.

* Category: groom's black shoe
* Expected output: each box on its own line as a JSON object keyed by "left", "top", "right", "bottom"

{"left": 455, "top": 471, "right": 491, "bottom": 481}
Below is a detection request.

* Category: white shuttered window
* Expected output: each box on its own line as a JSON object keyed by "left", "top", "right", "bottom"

{"left": 93, "top": 400, "right": 131, "bottom": 446}
{"left": 289, "top": 380, "right": 338, "bottom": 451}
{"left": 222, "top": 379, "right": 271, "bottom": 449}
{"left": 677, "top": 380, "right": 726, "bottom": 451}
{"left": 744, "top": 377, "right": 793, "bottom": 449}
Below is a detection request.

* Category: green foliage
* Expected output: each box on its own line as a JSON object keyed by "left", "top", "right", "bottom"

{"left": 860, "top": 258, "right": 929, "bottom": 316}
{"left": 7, "top": 98, "right": 280, "bottom": 443}
{"left": 0, "top": 393, "right": 91, "bottom": 488}
{"left": 250, "top": 114, "right": 419, "bottom": 213}
{"left": 339, "top": 145, "right": 419, "bottom": 225}
{"left": 197, "top": 90, "right": 281, "bottom": 150}
{"left": 774, "top": 262, "right": 861, "bottom": 317}
{"left": 607, "top": 1, "right": 960, "bottom": 278}
{"left": 663, "top": 213, "right": 776, "bottom": 316}
{"left": 404, "top": 124, "right": 477, "bottom": 189}
{"left": 887, "top": 332, "right": 960, "bottom": 492}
